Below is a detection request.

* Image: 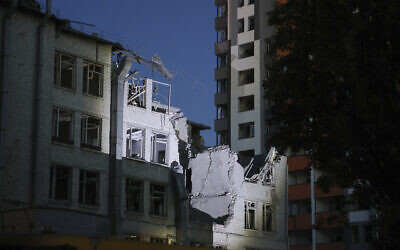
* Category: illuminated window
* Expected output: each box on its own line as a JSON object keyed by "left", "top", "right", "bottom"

{"left": 126, "top": 127, "right": 144, "bottom": 159}
{"left": 83, "top": 61, "right": 103, "bottom": 97}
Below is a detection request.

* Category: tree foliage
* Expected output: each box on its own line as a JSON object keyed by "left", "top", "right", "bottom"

{"left": 266, "top": 0, "right": 400, "bottom": 248}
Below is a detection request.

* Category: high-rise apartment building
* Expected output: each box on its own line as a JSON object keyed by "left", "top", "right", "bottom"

{"left": 214, "top": 0, "right": 275, "bottom": 157}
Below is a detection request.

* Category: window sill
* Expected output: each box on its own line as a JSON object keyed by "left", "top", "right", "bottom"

{"left": 238, "top": 136, "right": 255, "bottom": 140}
{"left": 150, "top": 161, "right": 168, "bottom": 167}
{"left": 126, "top": 156, "right": 146, "bottom": 163}
{"left": 125, "top": 210, "right": 144, "bottom": 216}
{"left": 82, "top": 92, "right": 103, "bottom": 99}
{"left": 149, "top": 214, "right": 168, "bottom": 220}
{"left": 53, "top": 84, "right": 76, "bottom": 93}
{"left": 81, "top": 144, "right": 102, "bottom": 152}
{"left": 79, "top": 204, "right": 100, "bottom": 211}
{"left": 52, "top": 140, "right": 75, "bottom": 148}
{"left": 49, "top": 199, "right": 72, "bottom": 207}
{"left": 244, "top": 228, "right": 257, "bottom": 232}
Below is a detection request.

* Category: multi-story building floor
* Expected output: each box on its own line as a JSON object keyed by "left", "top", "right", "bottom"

{"left": 214, "top": 0, "right": 275, "bottom": 157}
{"left": 287, "top": 156, "right": 375, "bottom": 250}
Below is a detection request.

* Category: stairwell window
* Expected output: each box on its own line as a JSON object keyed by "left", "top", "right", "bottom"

{"left": 49, "top": 165, "right": 71, "bottom": 202}
{"left": 52, "top": 107, "right": 74, "bottom": 145}
{"left": 79, "top": 170, "right": 100, "bottom": 207}
{"left": 81, "top": 114, "right": 102, "bottom": 151}
{"left": 263, "top": 204, "right": 273, "bottom": 232}
{"left": 126, "top": 127, "right": 144, "bottom": 159}
{"left": 150, "top": 184, "right": 167, "bottom": 216}
{"left": 54, "top": 52, "right": 75, "bottom": 89}
{"left": 83, "top": 61, "right": 103, "bottom": 97}
{"left": 245, "top": 201, "right": 256, "bottom": 229}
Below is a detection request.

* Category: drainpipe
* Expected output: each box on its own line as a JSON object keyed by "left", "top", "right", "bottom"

{"left": 31, "top": 3, "right": 51, "bottom": 204}
{"left": 0, "top": 0, "right": 17, "bottom": 208}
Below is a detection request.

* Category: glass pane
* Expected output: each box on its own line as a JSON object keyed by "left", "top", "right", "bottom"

{"left": 55, "top": 166, "right": 70, "bottom": 200}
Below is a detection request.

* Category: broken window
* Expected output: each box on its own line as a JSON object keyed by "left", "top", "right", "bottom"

{"left": 125, "top": 178, "right": 143, "bottom": 212}
{"left": 83, "top": 61, "right": 103, "bottom": 97}
{"left": 248, "top": 16, "right": 255, "bottom": 31}
{"left": 239, "top": 42, "right": 254, "bottom": 59}
{"left": 151, "top": 133, "right": 167, "bottom": 164}
{"left": 126, "top": 127, "right": 144, "bottom": 159}
{"left": 54, "top": 52, "right": 75, "bottom": 89}
{"left": 81, "top": 114, "right": 102, "bottom": 151}
{"left": 150, "top": 184, "right": 167, "bottom": 216}
{"left": 217, "top": 79, "right": 228, "bottom": 93}
{"left": 52, "top": 107, "right": 74, "bottom": 145}
{"left": 263, "top": 204, "right": 273, "bottom": 232}
{"left": 239, "top": 68, "right": 254, "bottom": 85}
{"left": 238, "top": 18, "right": 244, "bottom": 33}
{"left": 217, "top": 54, "right": 228, "bottom": 68}
{"left": 217, "top": 29, "right": 227, "bottom": 42}
{"left": 244, "top": 201, "right": 256, "bottom": 229}
{"left": 217, "top": 105, "right": 227, "bottom": 119}
{"left": 217, "top": 131, "right": 228, "bottom": 145}
{"left": 239, "top": 95, "right": 254, "bottom": 112}
{"left": 79, "top": 170, "right": 99, "bottom": 206}
{"left": 49, "top": 165, "right": 71, "bottom": 202}
{"left": 239, "top": 122, "right": 255, "bottom": 139}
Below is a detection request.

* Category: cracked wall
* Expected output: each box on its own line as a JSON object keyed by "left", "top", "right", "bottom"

{"left": 188, "top": 146, "right": 244, "bottom": 220}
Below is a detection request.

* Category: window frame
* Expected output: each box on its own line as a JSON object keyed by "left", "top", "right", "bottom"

{"left": 82, "top": 60, "right": 104, "bottom": 97}
{"left": 262, "top": 204, "right": 274, "bottom": 232}
{"left": 150, "top": 132, "right": 168, "bottom": 165}
{"left": 149, "top": 183, "right": 167, "bottom": 217}
{"left": 239, "top": 122, "right": 255, "bottom": 139}
{"left": 81, "top": 114, "right": 102, "bottom": 151}
{"left": 238, "top": 95, "right": 255, "bottom": 112}
{"left": 126, "top": 127, "right": 145, "bottom": 159}
{"left": 125, "top": 177, "right": 144, "bottom": 213}
{"left": 238, "top": 18, "right": 244, "bottom": 33}
{"left": 79, "top": 169, "right": 100, "bottom": 207}
{"left": 52, "top": 107, "right": 74, "bottom": 145}
{"left": 49, "top": 164, "right": 72, "bottom": 203}
{"left": 54, "top": 51, "right": 75, "bottom": 90}
{"left": 244, "top": 201, "right": 256, "bottom": 230}
{"left": 248, "top": 16, "right": 255, "bottom": 31}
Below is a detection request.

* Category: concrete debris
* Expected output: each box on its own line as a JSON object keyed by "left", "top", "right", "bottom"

{"left": 189, "top": 146, "right": 244, "bottom": 219}
{"left": 170, "top": 111, "right": 189, "bottom": 144}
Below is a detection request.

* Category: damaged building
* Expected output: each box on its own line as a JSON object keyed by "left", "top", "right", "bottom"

{"left": 188, "top": 147, "right": 288, "bottom": 250}
{"left": 0, "top": 0, "right": 213, "bottom": 248}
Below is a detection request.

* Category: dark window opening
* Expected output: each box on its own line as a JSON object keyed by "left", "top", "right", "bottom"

{"left": 49, "top": 165, "right": 71, "bottom": 202}
{"left": 244, "top": 201, "right": 256, "bottom": 229}
{"left": 54, "top": 52, "right": 75, "bottom": 89}
{"left": 239, "top": 69, "right": 254, "bottom": 85}
{"left": 239, "top": 95, "right": 254, "bottom": 112}
{"left": 239, "top": 42, "right": 254, "bottom": 59}
{"left": 248, "top": 16, "right": 254, "bottom": 31}
{"left": 239, "top": 122, "right": 255, "bottom": 139}
{"left": 263, "top": 204, "right": 273, "bottom": 232}
{"left": 150, "top": 184, "right": 167, "bottom": 216}
{"left": 217, "top": 54, "right": 228, "bottom": 68}
{"left": 81, "top": 115, "right": 102, "bottom": 151}
{"left": 239, "top": 0, "right": 244, "bottom": 7}
{"left": 126, "top": 178, "right": 143, "bottom": 212}
{"left": 238, "top": 18, "right": 244, "bottom": 33}
{"left": 217, "top": 79, "right": 228, "bottom": 94}
{"left": 217, "top": 131, "right": 228, "bottom": 145}
{"left": 79, "top": 170, "right": 99, "bottom": 206}
{"left": 52, "top": 108, "right": 74, "bottom": 145}
{"left": 83, "top": 61, "right": 103, "bottom": 97}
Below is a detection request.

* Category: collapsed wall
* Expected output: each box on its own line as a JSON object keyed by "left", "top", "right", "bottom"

{"left": 188, "top": 146, "right": 244, "bottom": 220}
